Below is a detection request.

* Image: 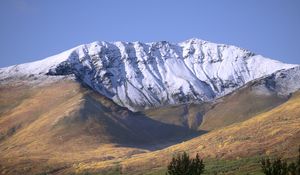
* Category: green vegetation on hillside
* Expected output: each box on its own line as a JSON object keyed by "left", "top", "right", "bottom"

{"left": 261, "top": 146, "right": 300, "bottom": 175}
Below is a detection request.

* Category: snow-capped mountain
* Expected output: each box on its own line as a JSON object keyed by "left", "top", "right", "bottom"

{"left": 0, "top": 38, "right": 297, "bottom": 111}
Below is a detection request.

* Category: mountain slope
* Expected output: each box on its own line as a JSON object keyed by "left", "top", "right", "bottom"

{"left": 0, "top": 39, "right": 296, "bottom": 111}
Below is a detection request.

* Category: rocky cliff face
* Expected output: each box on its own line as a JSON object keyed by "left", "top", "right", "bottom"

{"left": 0, "top": 39, "right": 297, "bottom": 111}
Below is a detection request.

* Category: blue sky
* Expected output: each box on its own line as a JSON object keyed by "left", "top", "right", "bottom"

{"left": 0, "top": 0, "right": 299, "bottom": 67}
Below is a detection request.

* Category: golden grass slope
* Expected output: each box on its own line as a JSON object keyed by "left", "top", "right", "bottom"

{"left": 0, "top": 79, "right": 197, "bottom": 175}
{"left": 76, "top": 91, "right": 300, "bottom": 174}
{"left": 0, "top": 80, "right": 151, "bottom": 175}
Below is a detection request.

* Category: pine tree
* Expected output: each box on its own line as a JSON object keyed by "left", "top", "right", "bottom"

{"left": 261, "top": 145, "right": 300, "bottom": 175}
{"left": 190, "top": 153, "right": 205, "bottom": 175}
{"left": 166, "top": 152, "right": 204, "bottom": 175}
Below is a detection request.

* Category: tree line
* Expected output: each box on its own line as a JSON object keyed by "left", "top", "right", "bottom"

{"left": 166, "top": 147, "right": 300, "bottom": 175}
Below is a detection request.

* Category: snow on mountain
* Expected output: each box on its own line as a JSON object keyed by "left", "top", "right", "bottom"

{"left": 0, "top": 38, "right": 297, "bottom": 111}
{"left": 253, "top": 66, "right": 300, "bottom": 96}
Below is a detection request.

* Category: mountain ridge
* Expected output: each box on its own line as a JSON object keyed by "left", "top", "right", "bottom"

{"left": 0, "top": 38, "right": 297, "bottom": 111}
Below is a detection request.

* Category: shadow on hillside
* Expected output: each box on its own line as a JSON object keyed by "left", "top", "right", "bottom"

{"left": 114, "top": 111, "right": 207, "bottom": 151}
{"left": 53, "top": 89, "right": 207, "bottom": 151}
